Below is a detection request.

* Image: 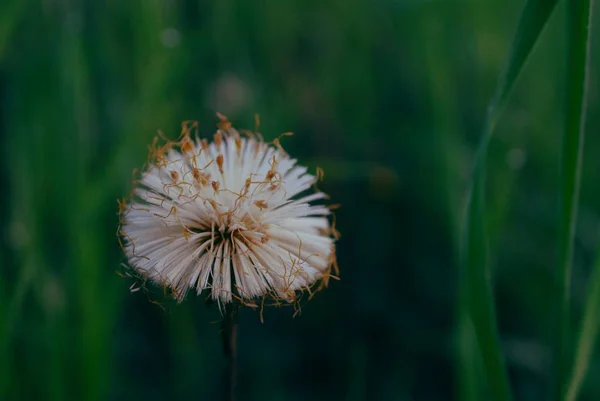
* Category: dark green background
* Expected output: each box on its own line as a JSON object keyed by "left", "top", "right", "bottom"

{"left": 1, "top": 0, "right": 600, "bottom": 400}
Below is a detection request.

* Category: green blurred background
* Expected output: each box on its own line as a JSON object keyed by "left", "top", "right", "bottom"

{"left": 1, "top": 0, "right": 600, "bottom": 400}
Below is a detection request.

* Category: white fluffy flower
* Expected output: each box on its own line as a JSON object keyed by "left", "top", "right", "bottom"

{"left": 119, "top": 117, "right": 337, "bottom": 306}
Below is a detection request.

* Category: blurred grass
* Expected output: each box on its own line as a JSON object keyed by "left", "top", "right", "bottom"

{"left": 461, "top": 0, "right": 559, "bottom": 400}
{"left": 558, "top": 0, "right": 594, "bottom": 399}
{"left": 567, "top": 243, "right": 600, "bottom": 401}
{"left": 0, "top": 0, "right": 599, "bottom": 400}
{"left": 0, "top": 0, "right": 27, "bottom": 60}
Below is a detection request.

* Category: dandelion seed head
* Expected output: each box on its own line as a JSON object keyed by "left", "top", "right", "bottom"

{"left": 119, "top": 115, "right": 338, "bottom": 308}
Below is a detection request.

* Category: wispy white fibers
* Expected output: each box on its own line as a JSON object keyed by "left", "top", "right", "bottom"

{"left": 119, "top": 115, "right": 338, "bottom": 307}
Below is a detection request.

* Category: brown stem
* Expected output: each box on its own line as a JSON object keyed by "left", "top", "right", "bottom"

{"left": 221, "top": 306, "right": 238, "bottom": 401}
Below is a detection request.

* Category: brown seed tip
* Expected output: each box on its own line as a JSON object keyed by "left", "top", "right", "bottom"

{"left": 216, "top": 112, "right": 232, "bottom": 130}
{"left": 316, "top": 167, "right": 325, "bottom": 181}
{"left": 214, "top": 132, "right": 223, "bottom": 147}
{"left": 243, "top": 177, "right": 252, "bottom": 193}
{"left": 265, "top": 170, "right": 276, "bottom": 181}
{"left": 216, "top": 154, "right": 224, "bottom": 174}
{"left": 207, "top": 198, "right": 218, "bottom": 210}
{"left": 211, "top": 181, "right": 220, "bottom": 192}
{"left": 192, "top": 168, "right": 209, "bottom": 186}
{"left": 254, "top": 113, "right": 260, "bottom": 131}
{"left": 170, "top": 170, "right": 179, "bottom": 181}
{"left": 181, "top": 139, "right": 193, "bottom": 154}
{"left": 254, "top": 200, "right": 268, "bottom": 210}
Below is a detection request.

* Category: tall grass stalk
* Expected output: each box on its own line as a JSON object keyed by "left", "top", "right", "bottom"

{"left": 420, "top": 8, "right": 479, "bottom": 400}
{"left": 566, "top": 244, "right": 600, "bottom": 401}
{"left": 556, "top": 0, "right": 593, "bottom": 399}
{"left": 461, "top": 1, "right": 559, "bottom": 400}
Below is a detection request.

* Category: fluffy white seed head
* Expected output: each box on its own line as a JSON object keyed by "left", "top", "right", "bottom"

{"left": 119, "top": 116, "right": 338, "bottom": 307}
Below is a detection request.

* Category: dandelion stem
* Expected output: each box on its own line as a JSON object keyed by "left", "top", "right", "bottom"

{"left": 221, "top": 305, "right": 238, "bottom": 401}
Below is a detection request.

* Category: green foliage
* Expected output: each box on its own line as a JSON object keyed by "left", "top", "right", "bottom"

{"left": 559, "top": 0, "right": 594, "bottom": 399}
{"left": 567, "top": 245, "right": 600, "bottom": 401}
{"left": 0, "top": 0, "right": 598, "bottom": 400}
{"left": 461, "top": 1, "right": 559, "bottom": 400}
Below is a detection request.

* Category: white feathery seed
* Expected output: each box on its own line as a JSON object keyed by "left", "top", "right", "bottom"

{"left": 119, "top": 117, "right": 337, "bottom": 307}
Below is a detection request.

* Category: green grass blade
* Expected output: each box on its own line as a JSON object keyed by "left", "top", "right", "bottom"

{"left": 464, "top": 168, "right": 511, "bottom": 401}
{"left": 462, "top": 1, "right": 559, "bottom": 400}
{"left": 566, "top": 246, "right": 600, "bottom": 401}
{"left": 557, "top": 0, "right": 594, "bottom": 399}
{"left": 475, "top": 0, "right": 559, "bottom": 150}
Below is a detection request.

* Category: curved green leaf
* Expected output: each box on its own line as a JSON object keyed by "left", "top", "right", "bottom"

{"left": 461, "top": 1, "right": 560, "bottom": 401}
{"left": 558, "top": 0, "right": 594, "bottom": 399}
